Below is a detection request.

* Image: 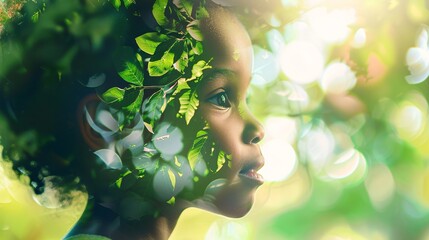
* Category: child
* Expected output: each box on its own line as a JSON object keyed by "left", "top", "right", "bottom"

{"left": 0, "top": 0, "right": 264, "bottom": 239}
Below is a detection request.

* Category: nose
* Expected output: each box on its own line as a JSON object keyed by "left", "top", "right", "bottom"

{"left": 242, "top": 110, "right": 265, "bottom": 145}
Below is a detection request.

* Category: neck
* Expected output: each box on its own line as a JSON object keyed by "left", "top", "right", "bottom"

{"left": 66, "top": 199, "right": 189, "bottom": 240}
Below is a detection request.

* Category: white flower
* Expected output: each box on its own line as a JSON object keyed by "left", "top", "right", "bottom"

{"left": 405, "top": 27, "right": 429, "bottom": 84}
{"left": 279, "top": 40, "right": 325, "bottom": 84}
{"left": 352, "top": 28, "right": 366, "bottom": 48}
{"left": 302, "top": 7, "right": 356, "bottom": 45}
{"left": 319, "top": 61, "right": 357, "bottom": 94}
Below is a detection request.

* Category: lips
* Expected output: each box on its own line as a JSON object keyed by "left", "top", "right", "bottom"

{"left": 238, "top": 158, "right": 265, "bottom": 186}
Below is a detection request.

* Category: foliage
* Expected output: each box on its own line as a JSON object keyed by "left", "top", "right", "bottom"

{"left": 0, "top": 0, "right": 230, "bottom": 220}
{"left": 4, "top": 0, "right": 429, "bottom": 239}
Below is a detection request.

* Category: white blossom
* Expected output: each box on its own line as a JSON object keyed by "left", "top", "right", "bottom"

{"left": 405, "top": 27, "right": 429, "bottom": 84}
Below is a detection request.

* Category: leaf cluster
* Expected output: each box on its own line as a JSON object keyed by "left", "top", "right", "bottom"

{"left": 93, "top": 0, "right": 231, "bottom": 219}
{"left": 100, "top": 0, "right": 210, "bottom": 130}
{"left": 0, "top": 0, "right": 232, "bottom": 220}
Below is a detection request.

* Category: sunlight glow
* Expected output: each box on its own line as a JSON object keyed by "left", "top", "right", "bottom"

{"left": 319, "top": 61, "right": 357, "bottom": 94}
{"left": 264, "top": 116, "right": 298, "bottom": 144}
{"left": 390, "top": 100, "right": 426, "bottom": 141}
{"left": 352, "top": 28, "right": 366, "bottom": 48}
{"left": 326, "top": 148, "right": 367, "bottom": 182}
{"left": 365, "top": 164, "right": 395, "bottom": 210}
{"left": 279, "top": 41, "right": 325, "bottom": 84}
{"left": 252, "top": 45, "right": 280, "bottom": 86}
{"left": 406, "top": 27, "right": 429, "bottom": 84}
{"left": 320, "top": 222, "right": 368, "bottom": 240}
{"left": 272, "top": 81, "right": 310, "bottom": 115}
{"left": 320, "top": 62, "right": 356, "bottom": 94}
{"left": 205, "top": 221, "right": 249, "bottom": 240}
{"left": 260, "top": 139, "right": 297, "bottom": 182}
{"left": 0, "top": 183, "right": 11, "bottom": 204}
{"left": 299, "top": 123, "right": 335, "bottom": 173}
{"left": 302, "top": 7, "right": 356, "bottom": 44}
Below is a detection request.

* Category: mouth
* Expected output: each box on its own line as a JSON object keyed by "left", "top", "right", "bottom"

{"left": 238, "top": 158, "right": 265, "bottom": 186}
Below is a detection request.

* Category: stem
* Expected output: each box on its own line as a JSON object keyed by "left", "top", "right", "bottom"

{"left": 124, "top": 78, "right": 179, "bottom": 92}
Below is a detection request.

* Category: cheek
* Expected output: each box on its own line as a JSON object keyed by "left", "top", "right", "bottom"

{"left": 201, "top": 108, "right": 245, "bottom": 171}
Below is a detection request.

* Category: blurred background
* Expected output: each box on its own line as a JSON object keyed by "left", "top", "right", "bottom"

{"left": 2, "top": 0, "right": 429, "bottom": 239}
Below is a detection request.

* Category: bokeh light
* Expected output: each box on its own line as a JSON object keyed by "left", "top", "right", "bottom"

{"left": 352, "top": 28, "right": 367, "bottom": 48}
{"left": 205, "top": 220, "right": 249, "bottom": 240}
{"left": 301, "top": 7, "right": 356, "bottom": 44}
{"left": 260, "top": 139, "right": 297, "bottom": 182}
{"left": 319, "top": 61, "right": 357, "bottom": 94}
{"left": 252, "top": 45, "right": 280, "bottom": 86}
{"left": 279, "top": 40, "right": 325, "bottom": 84}
{"left": 299, "top": 121, "right": 335, "bottom": 174}
{"left": 2, "top": 0, "right": 429, "bottom": 239}
{"left": 365, "top": 164, "right": 395, "bottom": 211}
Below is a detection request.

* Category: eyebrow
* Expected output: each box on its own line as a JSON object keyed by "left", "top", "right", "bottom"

{"left": 203, "top": 68, "right": 237, "bottom": 82}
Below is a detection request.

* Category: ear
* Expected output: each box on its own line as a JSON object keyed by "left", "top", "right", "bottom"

{"left": 77, "top": 94, "right": 107, "bottom": 150}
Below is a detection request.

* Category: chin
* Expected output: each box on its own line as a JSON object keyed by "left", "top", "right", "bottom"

{"left": 218, "top": 202, "right": 253, "bottom": 218}
{"left": 212, "top": 183, "right": 259, "bottom": 218}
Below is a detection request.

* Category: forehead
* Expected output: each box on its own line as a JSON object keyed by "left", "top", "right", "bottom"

{"left": 200, "top": 6, "right": 252, "bottom": 65}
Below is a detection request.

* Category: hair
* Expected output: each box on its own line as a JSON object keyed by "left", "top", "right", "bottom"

{"left": 0, "top": 0, "right": 268, "bottom": 210}
{"left": 0, "top": 0, "right": 161, "bottom": 198}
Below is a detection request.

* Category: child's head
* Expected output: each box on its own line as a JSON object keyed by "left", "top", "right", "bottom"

{"left": 0, "top": 0, "right": 264, "bottom": 219}
{"left": 194, "top": 4, "right": 265, "bottom": 217}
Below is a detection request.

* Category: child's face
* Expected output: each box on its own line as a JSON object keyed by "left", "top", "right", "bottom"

{"left": 195, "top": 7, "right": 265, "bottom": 217}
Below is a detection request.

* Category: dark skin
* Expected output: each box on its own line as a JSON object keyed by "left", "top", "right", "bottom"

{"left": 66, "top": 5, "right": 264, "bottom": 240}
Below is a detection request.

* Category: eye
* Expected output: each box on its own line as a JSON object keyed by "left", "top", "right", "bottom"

{"left": 207, "top": 91, "right": 231, "bottom": 109}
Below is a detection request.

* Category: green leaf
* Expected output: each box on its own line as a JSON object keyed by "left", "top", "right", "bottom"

{"left": 122, "top": 89, "right": 144, "bottom": 127}
{"left": 142, "top": 91, "right": 166, "bottom": 134}
{"left": 173, "top": 50, "right": 189, "bottom": 73}
{"left": 170, "top": 42, "right": 188, "bottom": 73}
{"left": 175, "top": 0, "right": 193, "bottom": 18}
{"left": 178, "top": 89, "right": 199, "bottom": 124}
{"left": 122, "top": 88, "right": 141, "bottom": 106}
{"left": 205, "top": 142, "right": 221, "bottom": 173}
{"left": 119, "top": 171, "right": 137, "bottom": 190}
{"left": 190, "top": 60, "right": 211, "bottom": 81}
{"left": 196, "top": 4, "right": 209, "bottom": 19}
{"left": 119, "top": 61, "right": 144, "bottom": 85}
{"left": 123, "top": 0, "right": 135, "bottom": 8}
{"left": 136, "top": 52, "right": 144, "bottom": 68}
{"left": 189, "top": 40, "right": 203, "bottom": 55}
{"left": 115, "top": 47, "right": 144, "bottom": 86}
{"left": 153, "top": 0, "right": 169, "bottom": 27}
{"left": 171, "top": 40, "right": 185, "bottom": 63}
{"left": 158, "top": 69, "right": 182, "bottom": 86}
{"left": 217, "top": 151, "right": 226, "bottom": 172}
{"left": 168, "top": 168, "right": 176, "bottom": 190}
{"left": 188, "top": 130, "right": 209, "bottom": 171}
{"left": 101, "top": 87, "right": 125, "bottom": 104}
{"left": 152, "top": 39, "right": 177, "bottom": 60}
{"left": 31, "top": 11, "right": 40, "bottom": 22}
{"left": 112, "top": 0, "right": 121, "bottom": 10}
{"left": 168, "top": 78, "right": 190, "bottom": 103}
{"left": 135, "top": 32, "right": 170, "bottom": 55}
{"left": 166, "top": 196, "right": 175, "bottom": 205}
{"left": 148, "top": 52, "right": 175, "bottom": 77}
{"left": 187, "top": 20, "right": 203, "bottom": 41}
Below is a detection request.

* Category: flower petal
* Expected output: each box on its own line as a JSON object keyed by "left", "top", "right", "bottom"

{"left": 94, "top": 149, "right": 123, "bottom": 169}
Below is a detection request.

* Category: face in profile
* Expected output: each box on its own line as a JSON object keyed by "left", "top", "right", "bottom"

{"left": 78, "top": 5, "right": 264, "bottom": 221}
{"left": 191, "top": 6, "right": 265, "bottom": 217}
{"left": 0, "top": 1, "right": 266, "bottom": 238}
